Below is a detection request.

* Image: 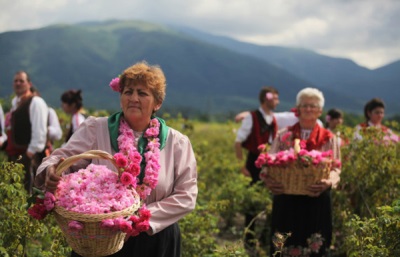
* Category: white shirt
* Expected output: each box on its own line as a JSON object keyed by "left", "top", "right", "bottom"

{"left": 0, "top": 104, "right": 6, "bottom": 145}
{"left": 14, "top": 96, "right": 49, "bottom": 154}
{"left": 71, "top": 112, "right": 86, "bottom": 133}
{"left": 48, "top": 108, "right": 62, "bottom": 141}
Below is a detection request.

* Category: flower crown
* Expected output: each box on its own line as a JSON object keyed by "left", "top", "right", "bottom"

{"left": 109, "top": 77, "right": 121, "bottom": 92}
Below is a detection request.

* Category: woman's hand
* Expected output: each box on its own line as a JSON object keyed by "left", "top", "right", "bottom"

{"left": 45, "top": 158, "right": 64, "bottom": 193}
{"left": 307, "top": 179, "right": 332, "bottom": 197}
{"left": 260, "top": 173, "right": 284, "bottom": 195}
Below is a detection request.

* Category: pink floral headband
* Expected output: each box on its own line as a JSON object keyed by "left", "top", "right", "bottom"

{"left": 109, "top": 77, "right": 120, "bottom": 92}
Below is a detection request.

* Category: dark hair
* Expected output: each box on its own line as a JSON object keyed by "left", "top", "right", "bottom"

{"left": 364, "top": 98, "right": 385, "bottom": 122}
{"left": 259, "top": 86, "right": 278, "bottom": 103}
{"left": 325, "top": 108, "right": 343, "bottom": 127}
{"left": 15, "top": 70, "right": 31, "bottom": 82}
{"left": 61, "top": 89, "right": 83, "bottom": 109}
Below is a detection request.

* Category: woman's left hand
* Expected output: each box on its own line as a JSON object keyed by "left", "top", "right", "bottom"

{"left": 307, "top": 179, "right": 332, "bottom": 197}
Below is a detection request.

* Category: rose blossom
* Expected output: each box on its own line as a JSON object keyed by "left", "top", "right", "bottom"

{"left": 68, "top": 221, "right": 84, "bottom": 231}
{"left": 43, "top": 191, "right": 56, "bottom": 211}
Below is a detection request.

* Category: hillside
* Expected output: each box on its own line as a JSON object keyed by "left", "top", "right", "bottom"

{"left": 176, "top": 26, "right": 400, "bottom": 114}
{"left": 0, "top": 20, "right": 398, "bottom": 116}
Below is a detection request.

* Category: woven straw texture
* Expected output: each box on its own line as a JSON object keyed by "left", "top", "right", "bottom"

{"left": 265, "top": 162, "right": 331, "bottom": 195}
{"left": 54, "top": 150, "right": 140, "bottom": 257}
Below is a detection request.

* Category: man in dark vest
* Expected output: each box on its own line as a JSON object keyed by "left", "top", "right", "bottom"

{"left": 5, "top": 71, "right": 48, "bottom": 194}
{"left": 234, "top": 86, "right": 280, "bottom": 253}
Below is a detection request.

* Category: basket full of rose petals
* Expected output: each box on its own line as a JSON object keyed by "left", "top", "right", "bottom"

{"left": 256, "top": 140, "right": 340, "bottom": 195}
{"left": 27, "top": 150, "right": 151, "bottom": 257}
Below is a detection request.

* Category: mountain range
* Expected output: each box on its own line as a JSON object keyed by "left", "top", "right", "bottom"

{"left": 0, "top": 19, "right": 398, "bottom": 118}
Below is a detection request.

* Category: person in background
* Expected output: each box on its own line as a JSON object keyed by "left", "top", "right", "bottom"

{"left": 324, "top": 108, "right": 343, "bottom": 132}
{"left": 35, "top": 61, "right": 198, "bottom": 257}
{"left": 0, "top": 103, "right": 7, "bottom": 148}
{"left": 5, "top": 71, "right": 48, "bottom": 194}
{"left": 60, "top": 89, "right": 86, "bottom": 143}
{"left": 30, "top": 86, "right": 62, "bottom": 155}
{"left": 325, "top": 108, "right": 344, "bottom": 146}
{"left": 354, "top": 98, "right": 399, "bottom": 143}
{"left": 234, "top": 86, "right": 280, "bottom": 253}
{"left": 261, "top": 87, "right": 341, "bottom": 257}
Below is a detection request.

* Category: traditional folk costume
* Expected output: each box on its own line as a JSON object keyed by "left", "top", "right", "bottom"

{"left": 6, "top": 95, "right": 48, "bottom": 193}
{"left": 268, "top": 123, "right": 341, "bottom": 257}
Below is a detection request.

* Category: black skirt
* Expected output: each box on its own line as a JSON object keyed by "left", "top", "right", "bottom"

{"left": 270, "top": 190, "right": 332, "bottom": 257}
{"left": 71, "top": 223, "right": 181, "bottom": 257}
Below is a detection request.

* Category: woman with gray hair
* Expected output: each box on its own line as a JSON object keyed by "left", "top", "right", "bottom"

{"left": 261, "top": 87, "right": 341, "bottom": 257}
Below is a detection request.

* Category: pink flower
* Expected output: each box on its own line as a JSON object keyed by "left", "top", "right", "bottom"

{"left": 100, "top": 219, "right": 115, "bottom": 229}
{"left": 310, "top": 242, "right": 322, "bottom": 252}
{"left": 257, "top": 144, "right": 266, "bottom": 152}
{"left": 144, "top": 127, "right": 159, "bottom": 137}
{"left": 288, "top": 247, "right": 301, "bottom": 256}
{"left": 43, "top": 191, "right": 56, "bottom": 211}
{"left": 114, "top": 153, "right": 128, "bottom": 168}
{"left": 127, "top": 163, "right": 141, "bottom": 177}
{"left": 118, "top": 220, "right": 133, "bottom": 233}
{"left": 109, "top": 77, "right": 120, "bottom": 92}
{"left": 334, "top": 159, "right": 342, "bottom": 168}
{"left": 120, "top": 172, "right": 134, "bottom": 186}
{"left": 325, "top": 115, "right": 331, "bottom": 122}
{"left": 68, "top": 221, "right": 84, "bottom": 232}
{"left": 299, "top": 140, "right": 307, "bottom": 149}
{"left": 129, "top": 152, "right": 142, "bottom": 164}
{"left": 138, "top": 205, "right": 151, "bottom": 220}
{"left": 266, "top": 92, "right": 273, "bottom": 100}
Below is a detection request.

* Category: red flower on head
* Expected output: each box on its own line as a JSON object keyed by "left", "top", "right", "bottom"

{"left": 290, "top": 107, "right": 299, "bottom": 117}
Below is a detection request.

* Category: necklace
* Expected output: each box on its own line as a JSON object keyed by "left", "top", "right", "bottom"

{"left": 116, "top": 118, "right": 161, "bottom": 200}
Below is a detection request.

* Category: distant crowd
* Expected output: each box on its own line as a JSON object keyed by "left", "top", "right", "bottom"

{"left": 0, "top": 70, "right": 86, "bottom": 194}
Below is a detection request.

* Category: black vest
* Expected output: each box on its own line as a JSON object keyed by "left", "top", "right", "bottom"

{"left": 11, "top": 97, "right": 33, "bottom": 147}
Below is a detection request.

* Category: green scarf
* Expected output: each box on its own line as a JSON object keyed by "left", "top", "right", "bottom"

{"left": 107, "top": 111, "right": 169, "bottom": 181}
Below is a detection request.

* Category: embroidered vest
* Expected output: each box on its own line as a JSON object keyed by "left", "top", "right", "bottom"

{"left": 242, "top": 110, "right": 277, "bottom": 155}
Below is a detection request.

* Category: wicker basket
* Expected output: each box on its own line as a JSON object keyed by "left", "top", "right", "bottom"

{"left": 53, "top": 150, "right": 140, "bottom": 257}
{"left": 264, "top": 161, "right": 331, "bottom": 195}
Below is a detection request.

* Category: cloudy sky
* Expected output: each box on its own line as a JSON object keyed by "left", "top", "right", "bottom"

{"left": 1, "top": 0, "right": 399, "bottom": 69}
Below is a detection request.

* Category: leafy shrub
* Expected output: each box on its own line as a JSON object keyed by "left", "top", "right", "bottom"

{"left": 0, "top": 161, "right": 69, "bottom": 256}
{"left": 344, "top": 200, "right": 400, "bottom": 257}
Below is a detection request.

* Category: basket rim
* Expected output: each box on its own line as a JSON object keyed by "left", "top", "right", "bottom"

{"left": 55, "top": 150, "right": 119, "bottom": 177}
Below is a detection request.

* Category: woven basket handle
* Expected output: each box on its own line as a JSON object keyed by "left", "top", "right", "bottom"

{"left": 55, "top": 150, "right": 119, "bottom": 177}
